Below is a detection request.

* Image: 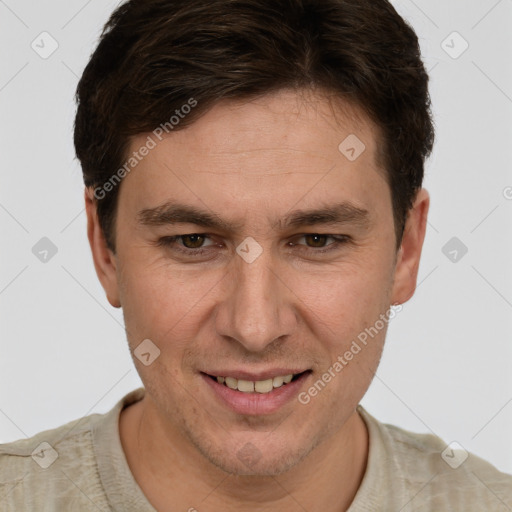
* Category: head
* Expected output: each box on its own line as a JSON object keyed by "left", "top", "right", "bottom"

{"left": 77, "top": 0, "right": 434, "bottom": 476}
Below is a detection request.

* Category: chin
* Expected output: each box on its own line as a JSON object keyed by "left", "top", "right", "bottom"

{"left": 185, "top": 427, "right": 321, "bottom": 477}
{"left": 203, "top": 445, "right": 311, "bottom": 477}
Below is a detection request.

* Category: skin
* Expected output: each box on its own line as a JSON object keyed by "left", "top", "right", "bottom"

{"left": 86, "top": 88, "right": 429, "bottom": 511}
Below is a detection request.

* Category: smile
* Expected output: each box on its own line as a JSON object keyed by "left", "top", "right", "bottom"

{"left": 214, "top": 374, "right": 296, "bottom": 394}
{"left": 202, "top": 370, "right": 312, "bottom": 415}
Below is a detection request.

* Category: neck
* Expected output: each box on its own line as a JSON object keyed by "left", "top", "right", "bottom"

{"left": 119, "top": 397, "right": 368, "bottom": 512}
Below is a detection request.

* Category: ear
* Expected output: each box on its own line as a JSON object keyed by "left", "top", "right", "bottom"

{"left": 391, "top": 188, "right": 430, "bottom": 305}
{"left": 85, "top": 188, "right": 121, "bottom": 308}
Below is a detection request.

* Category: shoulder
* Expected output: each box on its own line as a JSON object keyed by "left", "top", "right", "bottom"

{"left": 0, "top": 411, "right": 109, "bottom": 511}
{"left": 357, "top": 406, "right": 512, "bottom": 510}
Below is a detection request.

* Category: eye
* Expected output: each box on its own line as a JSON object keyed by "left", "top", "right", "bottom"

{"left": 289, "top": 234, "right": 350, "bottom": 254}
{"left": 156, "top": 234, "right": 217, "bottom": 256}
{"left": 156, "top": 233, "right": 350, "bottom": 258}
{"left": 176, "top": 234, "right": 212, "bottom": 249}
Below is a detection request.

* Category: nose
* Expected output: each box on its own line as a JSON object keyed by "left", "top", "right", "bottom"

{"left": 214, "top": 246, "right": 297, "bottom": 353}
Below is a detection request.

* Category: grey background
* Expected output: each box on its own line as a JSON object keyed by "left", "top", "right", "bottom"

{"left": 1, "top": 0, "right": 511, "bottom": 474}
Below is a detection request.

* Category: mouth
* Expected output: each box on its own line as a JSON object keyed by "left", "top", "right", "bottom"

{"left": 201, "top": 370, "right": 312, "bottom": 415}
{"left": 204, "top": 372, "right": 309, "bottom": 394}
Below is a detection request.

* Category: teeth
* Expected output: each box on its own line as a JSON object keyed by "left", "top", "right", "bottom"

{"left": 272, "top": 376, "right": 284, "bottom": 388}
{"left": 237, "top": 380, "right": 255, "bottom": 393}
{"left": 215, "top": 374, "right": 296, "bottom": 394}
{"left": 255, "top": 379, "right": 273, "bottom": 393}
{"left": 225, "top": 377, "right": 238, "bottom": 390}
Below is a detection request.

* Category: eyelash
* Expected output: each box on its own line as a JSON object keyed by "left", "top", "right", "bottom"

{"left": 156, "top": 233, "right": 350, "bottom": 257}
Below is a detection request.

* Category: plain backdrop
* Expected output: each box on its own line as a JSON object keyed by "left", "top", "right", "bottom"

{"left": 1, "top": 0, "right": 511, "bottom": 475}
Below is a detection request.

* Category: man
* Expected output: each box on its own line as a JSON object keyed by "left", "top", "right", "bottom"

{"left": 1, "top": 0, "right": 511, "bottom": 510}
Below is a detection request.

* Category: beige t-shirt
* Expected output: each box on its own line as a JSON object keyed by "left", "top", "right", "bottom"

{"left": 1, "top": 387, "right": 511, "bottom": 511}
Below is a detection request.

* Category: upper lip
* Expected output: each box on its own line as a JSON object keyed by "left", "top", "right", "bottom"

{"left": 202, "top": 369, "right": 310, "bottom": 381}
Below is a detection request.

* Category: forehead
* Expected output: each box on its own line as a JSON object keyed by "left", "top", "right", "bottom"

{"left": 119, "top": 89, "right": 390, "bottom": 227}
{"left": 150, "top": 90, "right": 377, "bottom": 161}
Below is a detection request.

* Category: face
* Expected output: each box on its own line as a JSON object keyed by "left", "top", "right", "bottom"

{"left": 87, "top": 88, "right": 428, "bottom": 476}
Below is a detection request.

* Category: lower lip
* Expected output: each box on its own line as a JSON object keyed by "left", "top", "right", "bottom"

{"left": 201, "top": 372, "right": 311, "bottom": 416}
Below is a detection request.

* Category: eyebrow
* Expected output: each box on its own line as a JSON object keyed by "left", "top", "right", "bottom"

{"left": 137, "top": 201, "right": 371, "bottom": 232}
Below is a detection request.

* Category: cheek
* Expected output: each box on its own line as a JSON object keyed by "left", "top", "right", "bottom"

{"left": 117, "top": 236, "right": 395, "bottom": 354}
{"left": 290, "top": 258, "right": 393, "bottom": 341}
{"left": 314, "top": 262, "right": 393, "bottom": 397}
{"left": 117, "top": 257, "right": 221, "bottom": 343}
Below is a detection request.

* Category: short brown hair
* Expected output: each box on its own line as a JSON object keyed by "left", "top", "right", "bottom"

{"left": 74, "top": 0, "right": 434, "bottom": 252}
